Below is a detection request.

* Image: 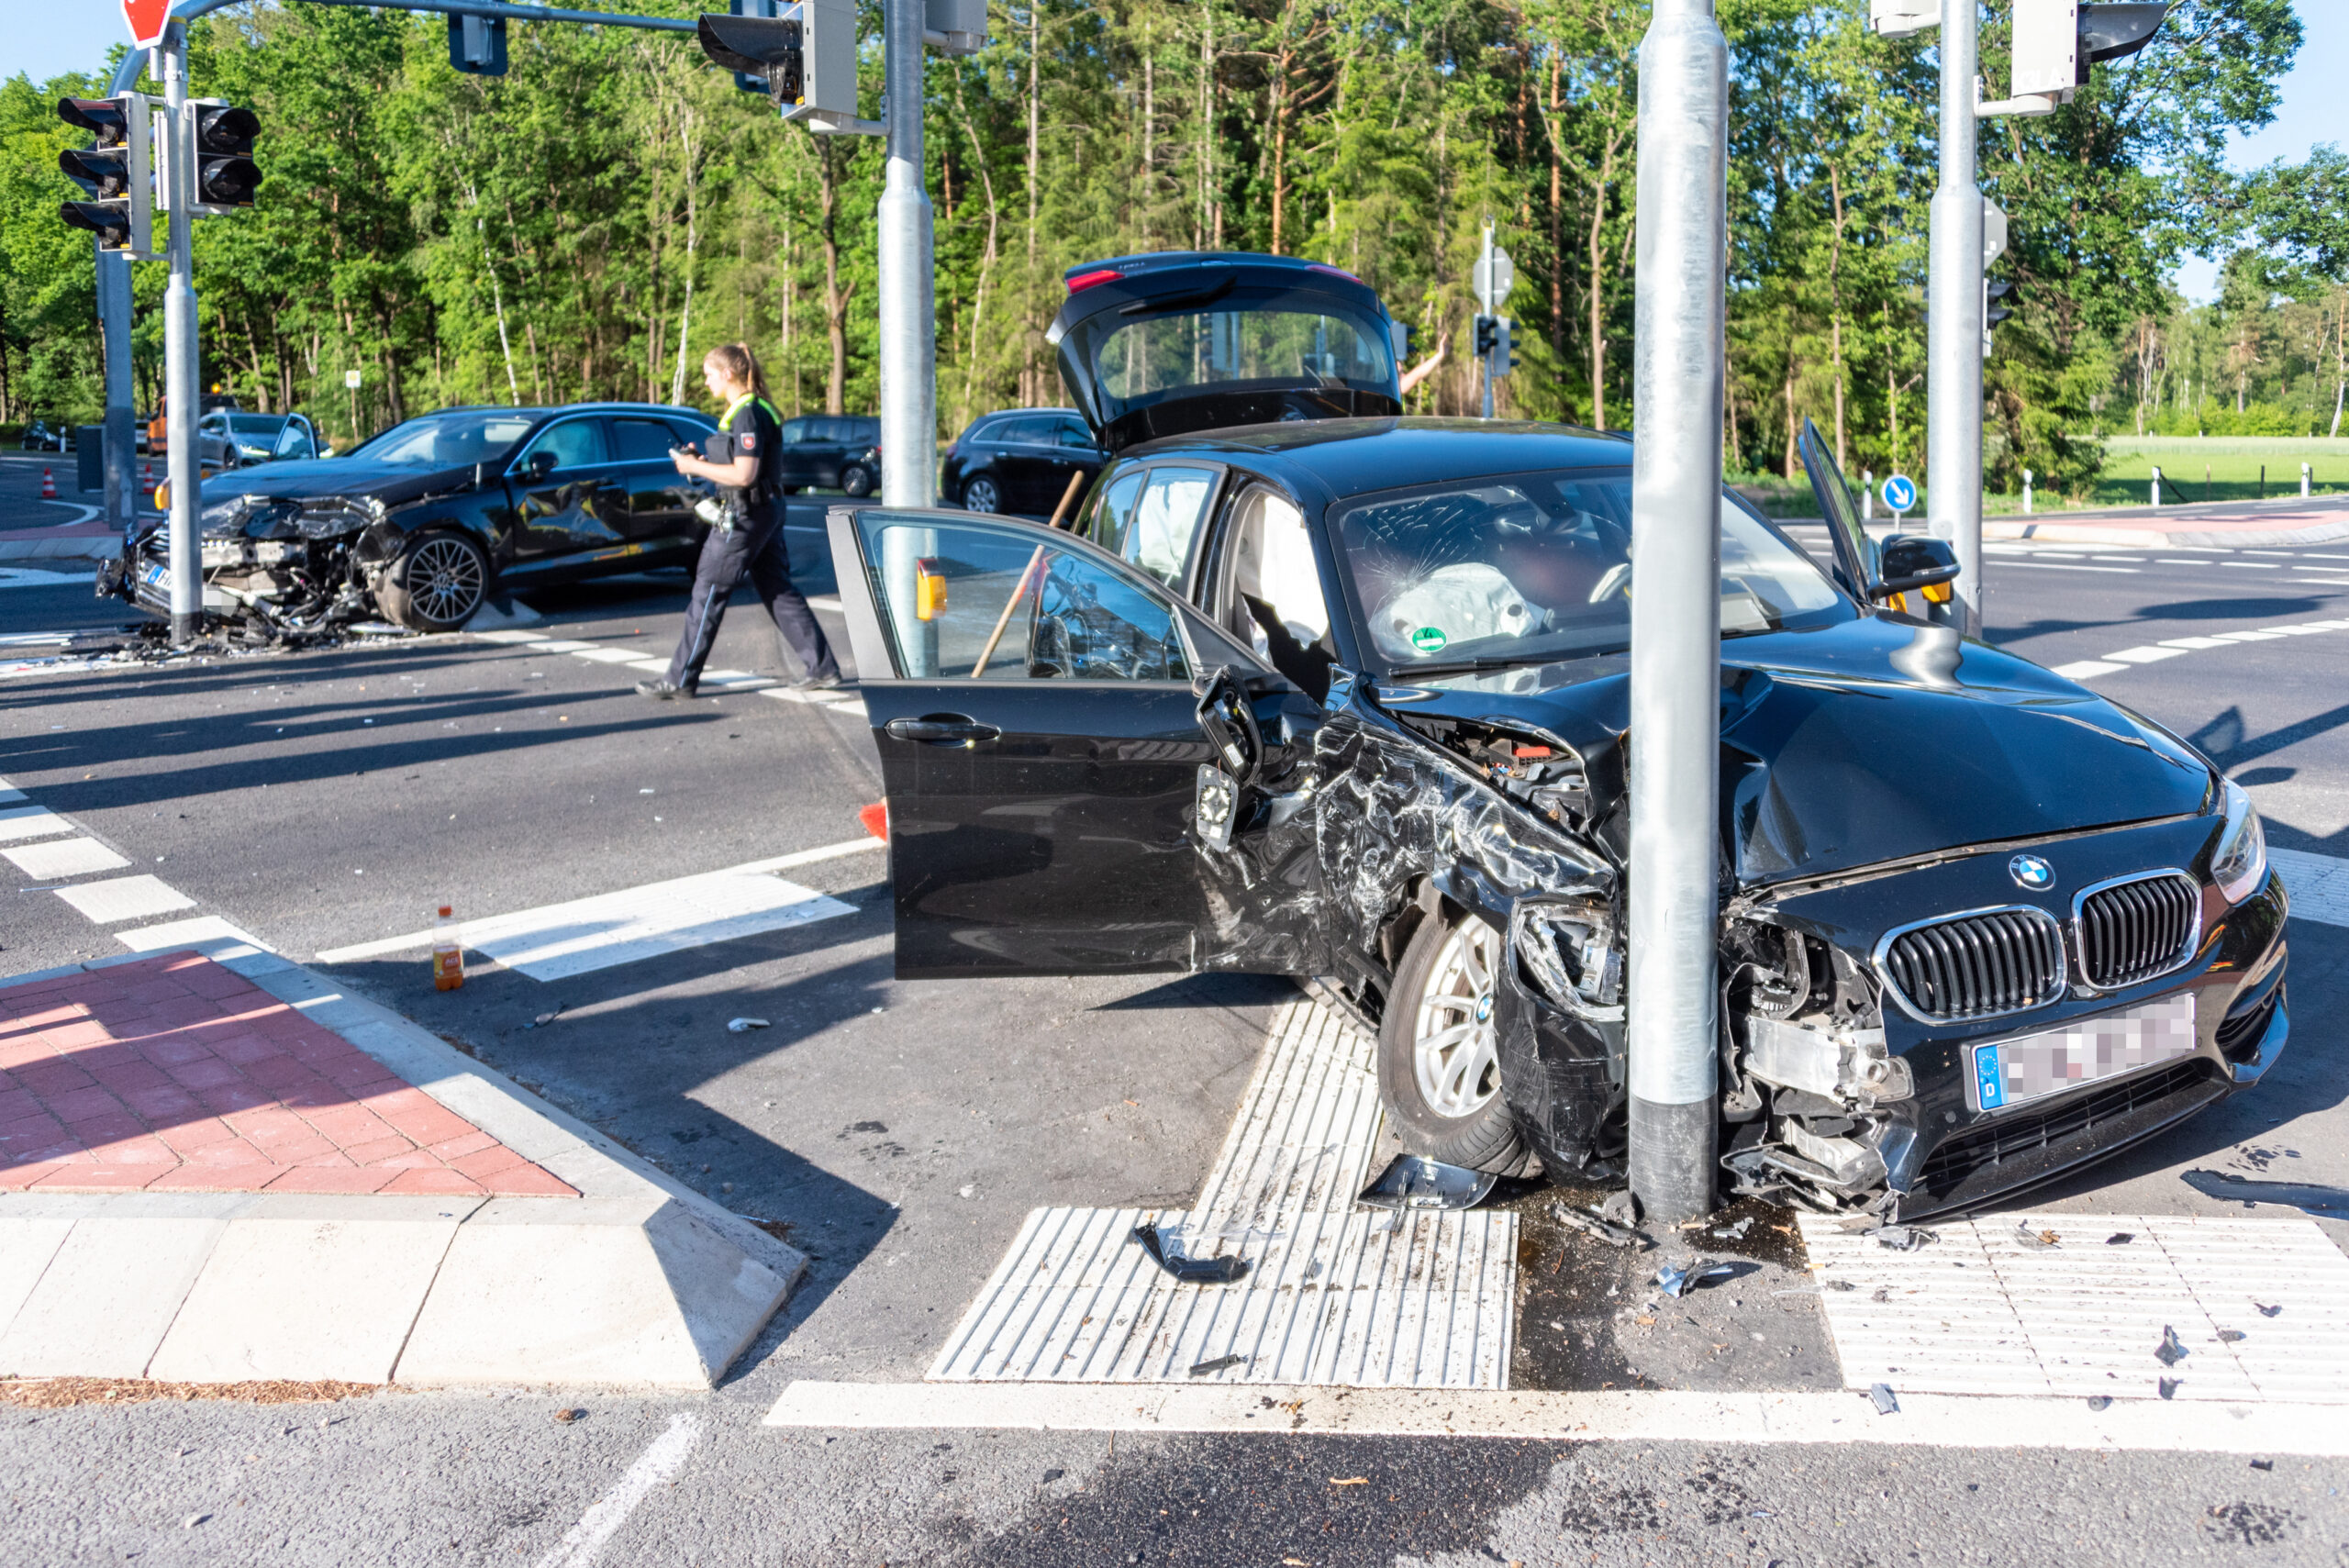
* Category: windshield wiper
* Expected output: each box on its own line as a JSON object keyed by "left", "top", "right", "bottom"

{"left": 1383, "top": 654, "right": 1551, "bottom": 678}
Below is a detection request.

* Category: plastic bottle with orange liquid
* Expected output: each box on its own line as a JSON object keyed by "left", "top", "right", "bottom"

{"left": 432, "top": 906, "right": 464, "bottom": 990}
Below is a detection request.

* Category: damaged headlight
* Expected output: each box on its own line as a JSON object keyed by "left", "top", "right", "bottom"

{"left": 199, "top": 498, "right": 250, "bottom": 536}
{"left": 2211, "top": 777, "right": 2267, "bottom": 905}
{"left": 1510, "top": 901, "right": 1623, "bottom": 1020}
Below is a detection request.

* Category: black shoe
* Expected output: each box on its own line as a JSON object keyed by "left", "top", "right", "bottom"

{"left": 637, "top": 678, "right": 696, "bottom": 700}
{"left": 790, "top": 671, "right": 843, "bottom": 691}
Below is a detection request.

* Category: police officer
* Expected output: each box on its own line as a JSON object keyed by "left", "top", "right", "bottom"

{"left": 639, "top": 342, "right": 841, "bottom": 698}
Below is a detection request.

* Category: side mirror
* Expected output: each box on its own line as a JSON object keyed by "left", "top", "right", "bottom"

{"left": 527, "top": 450, "right": 558, "bottom": 479}
{"left": 1874, "top": 534, "right": 1960, "bottom": 600}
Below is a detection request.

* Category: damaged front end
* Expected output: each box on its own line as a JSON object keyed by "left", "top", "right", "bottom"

{"left": 114, "top": 495, "right": 405, "bottom": 638}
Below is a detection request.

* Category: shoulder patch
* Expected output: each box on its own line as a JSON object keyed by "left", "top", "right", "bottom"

{"left": 739, "top": 432, "right": 755, "bottom": 450}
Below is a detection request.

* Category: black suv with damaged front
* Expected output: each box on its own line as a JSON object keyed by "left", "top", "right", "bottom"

{"left": 816, "top": 251, "right": 2288, "bottom": 1223}
{"left": 103, "top": 402, "right": 718, "bottom": 634}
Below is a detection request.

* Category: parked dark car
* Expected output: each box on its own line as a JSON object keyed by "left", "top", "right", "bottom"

{"left": 771, "top": 413, "right": 879, "bottom": 496}
{"left": 195, "top": 410, "right": 320, "bottom": 471}
{"left": 20, "top": 419, "right": 70, "bottom": 451}
{"left": 103, "top": 401, "right": 718, "bottom": 633}
{"left": 819, "top": 250, "right": 2287, "bottom": 1222}
{"left": 941, "top": 406, "right": 1107, "bottom": 517}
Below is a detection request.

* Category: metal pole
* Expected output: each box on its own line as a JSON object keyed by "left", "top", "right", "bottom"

{"left": 1625, "top": 0, "right": 1726, "bottom": 1227}
{"left": 97, "top": 250, "right": 136, "bottom": 537}
{"left": 161, "top": 26, "right": 202, "bottom": 645}
{"left": 1925, "top": 0, "right": 1983, "bottom": 632}
{"left": 876, "top": 0, "right": 935, "bottom": 506}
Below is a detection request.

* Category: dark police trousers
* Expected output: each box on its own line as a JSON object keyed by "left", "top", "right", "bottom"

{"left": 664, "top": 505, "right": 839, "bottom": 689}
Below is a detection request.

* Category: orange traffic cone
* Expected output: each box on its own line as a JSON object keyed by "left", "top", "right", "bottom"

{"left": 39, "top": 469, "right": 57, "bottom": 499}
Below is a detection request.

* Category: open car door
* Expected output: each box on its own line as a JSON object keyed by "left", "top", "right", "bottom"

{"left": 828, "top": 507, "right": 1330, "bottom": 980}
{"left": 1795, "top": 417, "right": 1880, "bottom": 602}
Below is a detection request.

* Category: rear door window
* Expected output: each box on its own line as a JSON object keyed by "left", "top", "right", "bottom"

{"left": 612, "top": 417, "right": 679, "bottom": 462}
{"left": 1217, "top": 484, "right": 1337, "bottom": 697}
{"left": 1097, "top": 465, "right": 1219, "bottom": 591}
{"left": 518, "top": 418, "right": 609, "bottom": 472}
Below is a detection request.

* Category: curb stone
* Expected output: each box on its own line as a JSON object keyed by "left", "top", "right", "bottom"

{"left": 0, "top": 945, "right": 807, "bottom": 1390}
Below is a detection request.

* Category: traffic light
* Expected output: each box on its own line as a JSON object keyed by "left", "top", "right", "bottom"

{"left": 190, "top": 100, "right": 262, "bottom": 210}
{"left": 56, "top": 95, "right": 153, "bottom": 256}
{"left": 2009, "top": 2, "right": 2167, "bottom": 106}
{"left": 1490, "top": 317, "right": 1517, "bottom": 381}
{"left": 720, "top": 0, "right": 781, "bottom": 94}
{"left": 1473, "top": 314, "right": 1498, "bottom": 361}
{"left": 1983, "top": 277, "right": 2015, "bottom": 358}
{"left": 448, "top": 13, "right": 509, "bottom": 76}
{"left": 697, "top": 0, "right": 855, "bottom": 116}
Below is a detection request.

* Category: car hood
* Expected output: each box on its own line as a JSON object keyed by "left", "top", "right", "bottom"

{"left": 197, "top": 458, "right": 480, "bottom": 508}
{"left": 1379, "top": 616, "right": 2215, "bottom": 886}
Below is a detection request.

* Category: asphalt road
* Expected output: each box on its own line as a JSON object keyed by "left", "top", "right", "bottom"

{"left": 5, "top": 488, "right": 2349, "bottom": 1563}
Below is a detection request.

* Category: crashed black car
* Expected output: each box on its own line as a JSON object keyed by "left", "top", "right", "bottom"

{"left": 103, "top": 402, "right": 718, "bottom": 634}
{"left": 822, "top": 250, "right": 2288, "bottom": 1221}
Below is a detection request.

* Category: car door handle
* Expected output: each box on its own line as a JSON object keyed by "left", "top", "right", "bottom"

{"left": 885, "top": 717, "right": 1001, "bottom": 746}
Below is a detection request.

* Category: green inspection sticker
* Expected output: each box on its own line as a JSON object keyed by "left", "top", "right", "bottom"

{"left": 1410, "top": 626, "right": 1448, "bottom": 653}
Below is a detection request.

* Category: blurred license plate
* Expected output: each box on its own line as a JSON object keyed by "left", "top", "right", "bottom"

{"left": 1969, "top": 995, "right": 2197, "bottom": 1112}
{"left": 142, "top": 563, "right": 169, "bottom": 586}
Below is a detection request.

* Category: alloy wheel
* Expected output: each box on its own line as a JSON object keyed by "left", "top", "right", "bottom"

{"left": 1413, "top": 918, "right": 1503, "bottom": 1118}
{"left": 963, "top": 476, "right": 1001, "bottom": 514}
{"left": 406, "top": 537, "right": 485, "bottom": 625}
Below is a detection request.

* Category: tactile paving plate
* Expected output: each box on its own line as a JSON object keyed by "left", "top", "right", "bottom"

{"left": 1800, "top": 1211, "right": 2349, "bottom": 1403}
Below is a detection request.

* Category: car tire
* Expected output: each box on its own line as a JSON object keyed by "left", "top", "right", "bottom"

{"left": 376, "top": 530, "right": 491, "bottom": 633}
{"left": 1375, "top": 907, "right": 1532, "bottom": 1175}
{"left": 841, "top": 464, "right": 874, "bottom": 498}
{"left": 963, "top": 475, "right": 1002, "bottom": 514}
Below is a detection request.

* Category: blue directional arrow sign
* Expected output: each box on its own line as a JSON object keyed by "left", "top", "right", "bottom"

{"left": 1881, "top": 473, "right": 1917, "bottom": 514}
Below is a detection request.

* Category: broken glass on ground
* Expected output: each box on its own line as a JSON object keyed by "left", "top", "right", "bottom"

{"left": 1550, "top": 1201, "right": 1649, "bottom": 1249}
{"left": 1869, "top": 1383, "right": 1898, "bottom": 1414}
{"left": 2155, "top": 1325, "right": 2190, "bottom": 1367}
{"left": 1654, "top": 1262, "right": 1738, "bottom": 1298}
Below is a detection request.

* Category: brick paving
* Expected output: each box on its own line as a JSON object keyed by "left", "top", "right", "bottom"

{"left": 0, "top": 951, "right": 576, "bottom": 1196}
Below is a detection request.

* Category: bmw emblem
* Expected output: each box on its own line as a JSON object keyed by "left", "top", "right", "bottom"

{"left": 2009, "top": 853, "right": 2055, "bottom": 891}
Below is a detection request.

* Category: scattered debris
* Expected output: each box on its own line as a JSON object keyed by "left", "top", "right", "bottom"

{"left": 1655, "top": 1262, "right": 1737, "bottom": 1298}
{"left": 1130, "top": 1221, "right": 1249, "bottom": 1284}
{"left": 184, "top": 1514, "right": 210, "bottom": 1529}
{"left": 2156, "top": 1326, "right": 2190, "bottom": 1367}
{"left": 1868, "top": 1383, "right": 1898, "bottom": 1415}
{"left": 1712, "top": 1217, "right": 1755, "bottom": 1241}
{"left": 1329, "top": 1477, "right": 1368, "bottom": 1487}
{"left": 1870, "top": 1225, "right": 1933, "bottom": 1251}
{"left": 553, "top": 1407, "right": 584, "bottom": 1425}
{"left": 2106, "top": 1232, "right": 2134, "bottom": 1245}
{"left": 727, "top": 1018, "right": 772, "bottom": 1033}
{"left": 1550, "top": 1202, "right": 1649, "bottom": 1250}
{"left": 527, "top": 1006, "right": 563, "bottom": 1029}
{"left": 2255, "top": 1303, "right": 2284, "bottom": 1318}
{"left": 1357, "top": 1154, "right": 1497, "bottom": 1211}
{"left": 2086, "top": 1396, "right": 2111, "bottom": 1412}
{"left": 1187, "top": 1354, "right": 1248, "bottom": 1378}
{"left": 2217, "top": 1329, "right": 2246, "bottom": 1343}
{"left": 2250, "top": 1458, "right": 2275, "bottom": 1472}
{"left": 2158, "top": 1377, "right": 2182, "bottom": 1400}
{"left": 1600, "top": 1190, "right": 1641, "bottom": 1229}
{"left": 2013, "top": 1225, "right": 2059, "bottom": 1249}
{"left": 2182, "top": 1169, "right": 2349, "bottom": 1212}
{"left": 1871, "top": 1285, "right": 1892, "bottom": 1303}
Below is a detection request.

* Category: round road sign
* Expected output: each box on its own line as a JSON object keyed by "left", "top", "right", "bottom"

{"left": 1881, "top": 473, "right": 1917, "bottom": 513}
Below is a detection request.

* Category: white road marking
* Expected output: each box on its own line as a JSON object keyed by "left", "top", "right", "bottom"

{"left": 0, "top": 806, "right": 73, "bottom": 844}
{"left": 2158, "top": 636, "right": 2234, "bottom": 651}
{"left": 3, "top": 837, "right": 130, "bottom": 879}
{"left": 2103, "top": 646, "right": 2187, "bottom": 664}
{"left": 0, "top": 568, "right": 90, "bottom": 588}
{"left": 2267, "top": 847, "right": 2349, "bottom": 928}
{"left": 763, "top": 1380, "right": 2349, "bottom": 1454}
{"left": 2090, "top": 555, "right": 2145, "bottom": 563}
{"left": 930, "top": 997, "right": 1516, "bottom": 1391}
{"left": 0, "top": 631, "right": 77, "bottom": 647}
{"left": 571, "top": 646, "right": 651, "bottom": 664}
{"left": 532, "top": 1415, "right": 701, "bottom": 1568}
{"left": 524, "top": 639, "right": 598, "bottom": 653}
{"left": 2302, "top": 553, "right": 2349, "bottom": 562}
{"left": 116, "top": 915, "right": 273, "bottom": 961}
{"left": 2221, "top": 562, "right": 2282, "bottom": 570}
{"left": 2008, "top": 562, "right": 2138, "bottom": 573}
{"left": 311, "top": 837, "right": 885, "bottom": 971}
{"left": 2052, "top": 660, "right": 2127, "bottom": 678}
{"left": 2056, "top": 618, "right": 2349, "bottom": 684}
{"left": 2243, "top": 550, "right": 2296, "bottom": 557}
{"left": 1800, "top": 1212, "right": 2349, "bottom": 1404}
{"left": 2155, "top": 558, "right": 2212, "bottom": 565}
{"left": 471, "top": 628, "right": 549, "bottom": 645}
{"left": 53, "top": 874, "right": 196, "bottom": 924}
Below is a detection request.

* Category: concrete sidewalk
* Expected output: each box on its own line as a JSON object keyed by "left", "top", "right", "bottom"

{"left": 0, "top": 946, "right": 807, "bottom": 1390}
{"left": 1986, "top": 491, "right": 2349, "bottom": 549}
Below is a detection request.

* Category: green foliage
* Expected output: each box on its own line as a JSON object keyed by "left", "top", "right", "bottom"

{"left": 0, "top": 0, "right": 2314, "bottom": 468}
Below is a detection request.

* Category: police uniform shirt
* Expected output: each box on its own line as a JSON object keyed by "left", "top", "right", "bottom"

{"left": 707, "top": 395, "right": 785, "bottom": 512}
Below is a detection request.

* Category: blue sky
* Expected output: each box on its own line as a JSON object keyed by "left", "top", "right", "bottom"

{"left": 4, "top": 0, "right": 2336, "bottom": 300}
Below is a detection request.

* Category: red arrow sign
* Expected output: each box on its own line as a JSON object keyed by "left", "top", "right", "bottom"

{"left": 124, "top": 0, "right": 171, "bottom": 49}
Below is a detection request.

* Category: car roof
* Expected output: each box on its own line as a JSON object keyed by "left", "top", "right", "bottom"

{"left": 1116, "top": 417, "right": 1632, "bottom": 502}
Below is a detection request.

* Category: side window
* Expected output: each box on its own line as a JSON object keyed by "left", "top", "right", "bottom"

{"left": 612, "top": 418, "right": 678, "bottom": 462}
{"left": 1088, "top": 470, "right": 1147, "bottom": 557}
{"left": 856, "top": 517, "right": 1190, "bottom": 683}
{"left": 518, "top": 418, "right": 608, "bottom": 472}
{"left": 816, "top": 417, "right": 854, "bottom": 443}
{"left": 996, "top": 417, "right": 1049, "bottom": 445}
{"left": 1218, "top": 485, "right": 1336, "bottom": 700}
{"left": 777, "top": 417, "right": 812, "bottom": 446}
{"left": 1110, "top": 465, "right": 1217, "bottom": 591}
{"left": 1054, "top": 418, "right": 1094, "bottom": 449}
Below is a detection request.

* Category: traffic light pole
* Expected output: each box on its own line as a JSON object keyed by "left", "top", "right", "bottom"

{"left": 97, "top": 250, "right": 136, "bottom": 537}
{"left": 1924, "top": 0, "right": 1984, "bottom": 634}
{"left": 159, "top": 23, "right": 203, "bottom": 645}
{"left": 1625, "top": 0, "right": 1727, "bottom": 1227}
{"left": 876, "top": 0, "right": 935, "bottom": 506}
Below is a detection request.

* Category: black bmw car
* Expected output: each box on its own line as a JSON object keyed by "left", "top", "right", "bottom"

{"left": 941, "top": 406, "right": 1107, "bottom": 517}
{"left": 819, "top": 250, "right": 2288, "bottom": 1221}
{"left": 105, "top": 401, "right": 718, "bottom": 633}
